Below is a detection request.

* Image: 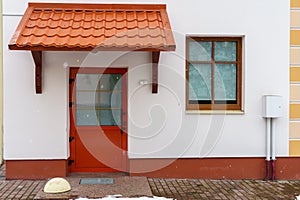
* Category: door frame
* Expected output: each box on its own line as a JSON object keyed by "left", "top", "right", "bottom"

{"left": 68, "top": 67, "right": 128, "bottom": 173}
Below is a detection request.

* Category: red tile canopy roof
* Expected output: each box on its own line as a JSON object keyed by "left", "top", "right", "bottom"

{"left": 9, "top": 3, "right": 176, "bottom": 51}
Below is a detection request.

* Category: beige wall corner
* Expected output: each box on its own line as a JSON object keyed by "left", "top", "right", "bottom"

{"left": 290, "top": 1, "right": 300, "bottom": 156}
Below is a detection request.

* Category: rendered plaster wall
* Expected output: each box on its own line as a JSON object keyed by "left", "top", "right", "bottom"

{"left": 3, "top": 0, "right": 289, "bottom": 160}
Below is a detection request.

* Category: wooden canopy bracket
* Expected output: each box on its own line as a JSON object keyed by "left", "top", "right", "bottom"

{"left": 31, "top": 51, "right": 42, "bottom": 94}
{"left": 152, "top": 51, "right": 160, "bottom": 94}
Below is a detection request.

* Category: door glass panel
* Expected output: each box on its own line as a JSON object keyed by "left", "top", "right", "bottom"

{"left": 75, "top": 73, "right": 122, "bottom": 126}
{"left": 99, "top": 92, "right": 111, "bottom": 108}
{"left": 100, "top": 110, "right": 121, "bottom": 126}
{"left": 99, "top": 74, "right": 122, "bottom": 90}
{"left": 99, "top": 92, "right": 122, "bottom": 109}
{"left": 111, "top": 91, "right": 122, "bottom": 109}
{"left": 76, "top": 74, "right": 101, "bottom": 90}
{"left": 76, "top": 92, "right": 98, "bottom": 108}
{"left": 76, "top": 109, "right": 99, "bottom": 126}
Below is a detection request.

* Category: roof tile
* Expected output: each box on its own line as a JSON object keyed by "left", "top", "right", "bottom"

{"left": 127, "top": 20, "right": 138, "bottom": 29}
{"left": 52, "top": 11, "right": 63, "bottom": 21}
{"left": 105, "top": 11, "right": 115, "bottom": 22}
{"left": 84, "top": 12, "right": 94, "bottom": 22}
{"left": 95, "top": 12, "right": 105, "bottom": 21}
{"left": 106, "top": 21, "right": 116, "bottom": 29}
{"left": 94, "top": 21, "right": 104, "bottom": 29}
{"left": 9, "top": 3, "right": 176, "bottom": 51}
{"left": 30, "top": 11, "right": 41, "bottom": 20}
{"left": 139, "top": 28, "right": 148, "bottom": 37}
{"left": 73, "top": 12, "right": 84, "bottom": 21}
{"left": 105, "top": 28, "right": 116, "bottom": 37}
{"left": 147, "top": 12, "right": 159, "bottom": 21}
{"left": 71, "top": 21, "right": 81, "bottom": 29}
{"left": 62, "top": 12, "right": 73, "bottom": 20}
{"left": 47, "top": 28, "right": 63, "bottom": 37}
{"left": 115, "top": 12, "right": 125, "bottom": 22}
{"left": 148, "top": 20, "right": 160, "bottom": 29}
{"left": 137, "top": 11, "right": 147, "bottom": 21}
{"left": 138, "top": 20, "right": 148, "bottom": 29}
{"left": 126, "top": 12, "right": 135, "bottom": 22}
{"left": 40, "top": 11, "right": 52, "bottom": 20}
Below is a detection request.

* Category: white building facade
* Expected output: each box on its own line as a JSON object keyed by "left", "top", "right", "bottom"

{"left": 3, "top": 0, "right": 295, "bottom": 179}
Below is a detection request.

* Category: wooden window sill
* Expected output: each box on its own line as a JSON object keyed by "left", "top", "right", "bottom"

{"left": 186, "top": 110, "right": 245, "bottom": 115}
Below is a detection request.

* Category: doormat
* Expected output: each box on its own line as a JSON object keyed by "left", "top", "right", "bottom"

{"left": 80, "top": 178, "right": 114, "bottom": 185}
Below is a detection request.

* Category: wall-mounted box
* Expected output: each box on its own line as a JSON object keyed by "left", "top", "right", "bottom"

{"left": 262, "top": 95, "right": 283, "bottom": 118}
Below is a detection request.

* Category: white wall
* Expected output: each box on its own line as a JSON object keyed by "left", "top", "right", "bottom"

{"left": 0, "top": 0, "right": 3, "bottom": 164}
{"left": 3, "top": 0, "right": 290, "bottom": 159}
{"left": 3, "top": 16, "right": 69, "bottom": 159}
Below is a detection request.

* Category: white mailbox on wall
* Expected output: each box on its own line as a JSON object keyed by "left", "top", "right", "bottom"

{"left": 262, "top": 95, "right": 283, "bottom": 118}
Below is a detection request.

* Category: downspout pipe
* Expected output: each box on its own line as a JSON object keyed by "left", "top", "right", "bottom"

{"left": 262, "top": 95, "right": 282, "bottom": 181}
{"left": 271, "top": 118, "right": 276, "bottom": 180}
{"left": 265, "top": 118, "right": 271, "bottom": 180}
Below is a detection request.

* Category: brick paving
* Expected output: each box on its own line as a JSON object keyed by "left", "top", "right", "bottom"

{"left": 0, "top": 164, "right": 46, "bottom": 199}
{"left": 0, "top": 163, "right": 300, "bottom": 199}
{"left": 148, "top": 178, "right": 300, "bottom": 200}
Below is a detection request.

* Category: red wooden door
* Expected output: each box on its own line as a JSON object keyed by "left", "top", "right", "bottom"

{"left": 69, "top": 68, "right": 128, "bottom": 172}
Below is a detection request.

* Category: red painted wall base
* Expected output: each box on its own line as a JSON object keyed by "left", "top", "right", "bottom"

{"left": 5, "top": 157, "right": 300, "bottom": 180}
{"left": 130, "top": 157, "right": 300, "bottom": 180}
{"left": 6, "top": 160, "right": 68, "bottom": 180}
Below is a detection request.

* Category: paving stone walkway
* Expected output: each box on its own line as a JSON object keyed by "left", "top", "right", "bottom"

{"left": 1, "top": 163, "right": 300, "bottom": 199}
{"left": 0, "top": 164, "right": 46, "bottom": 199}
{"left": 148, "top": 178, "right": 300, "bottom": 200}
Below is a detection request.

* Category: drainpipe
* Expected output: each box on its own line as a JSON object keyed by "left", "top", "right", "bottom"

{"left": 262, "top": 95, "right": 282, "bottom": 181}
{"left": 271, "top": 118, "right": 276, "bottom": 180}
{"left": 265, "top": 118, "right": 271, "bottom": 180}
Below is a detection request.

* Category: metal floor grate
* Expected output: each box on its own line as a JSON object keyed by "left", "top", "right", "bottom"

{"left": 79, "top": 178, "right": 114, "bottom": 185}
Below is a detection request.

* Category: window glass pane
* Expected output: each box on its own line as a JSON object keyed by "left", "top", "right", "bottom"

{"left": 99, "top": 74, "right": 122, "bottom": 90}
{"left": 189, "top": 64, "right": 212, "bottom": 101}
{"left": 76, "top": 109, "right": 99, "bottom": 126}
{"left": 214, "top": 64, "right": 237, "bottom": 101}
{"left": 189, "top": 41, "right": 212, "bottom": 61}
{"left": 100, "top": 109, "right": 121, "bottom": 126}
{"left": 214, "top": 42, "right": 237, "bottom": 62}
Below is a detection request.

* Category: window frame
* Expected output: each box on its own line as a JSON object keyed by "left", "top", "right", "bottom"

{"left": 186, "top": 36, "right": 243, "bottom": 111}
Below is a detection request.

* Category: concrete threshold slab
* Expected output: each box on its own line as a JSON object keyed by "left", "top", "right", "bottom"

{"left": 34, "top": 175, "right": 153, "bottom": 199}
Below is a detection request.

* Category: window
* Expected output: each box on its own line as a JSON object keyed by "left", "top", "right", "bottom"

{"left": 186, "top": 37, "right": 242, "bottom": 110}
{"left": 76, "top": 74, "right": 122, "bottom": 126}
